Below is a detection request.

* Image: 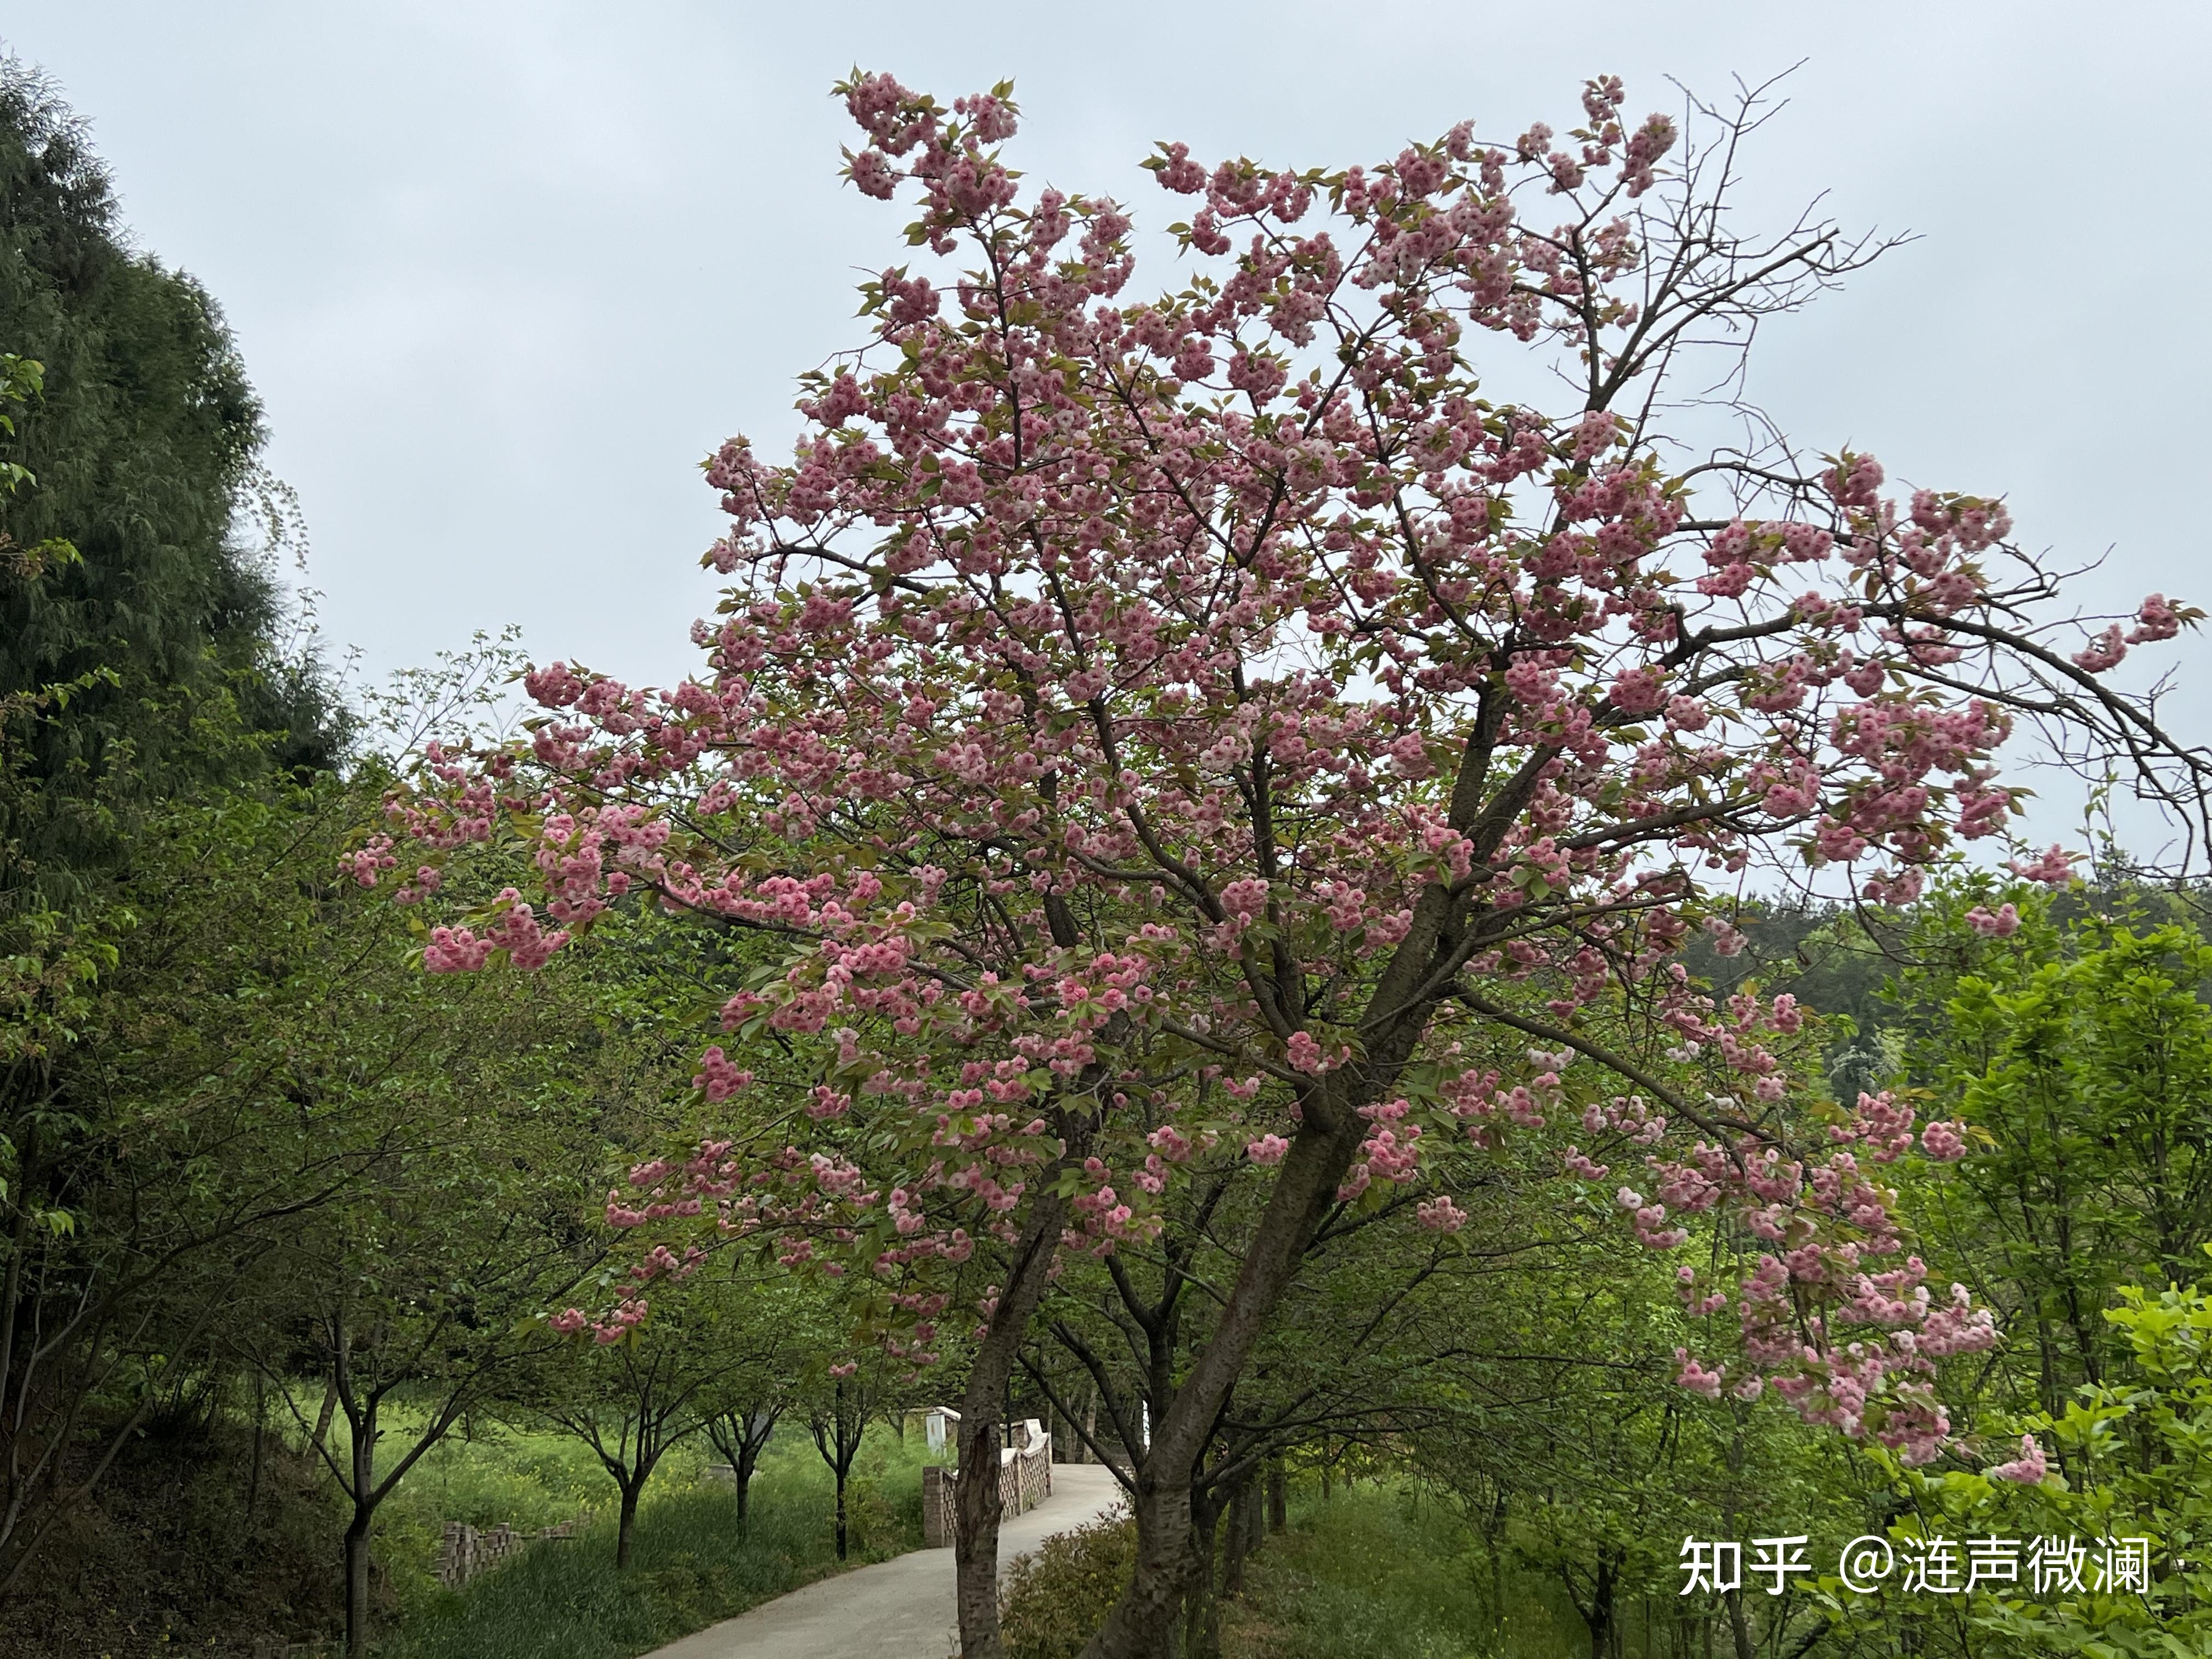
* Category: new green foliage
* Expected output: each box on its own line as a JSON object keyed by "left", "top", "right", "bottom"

{"left": 1899, "top": 891, "right": 2212, "bottom": 1415}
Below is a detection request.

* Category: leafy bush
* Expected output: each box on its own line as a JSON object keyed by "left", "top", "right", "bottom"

{"left": 1001, "top": 1507, "right": 1137, "bottom": 1659}
{"left": 1843, "top": 1270, "right": 2212, "bottom": 1655}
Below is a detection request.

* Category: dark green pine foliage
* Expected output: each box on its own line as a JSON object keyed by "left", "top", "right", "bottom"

{"left": 0, "top": 54, "right": 342, "bottom": 910}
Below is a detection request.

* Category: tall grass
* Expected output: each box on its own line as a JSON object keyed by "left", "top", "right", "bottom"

{"left": 373, "top": 1421, "right": 938, "bottom": 1659}
{"left": 1224, "top": 1486, "right": 1595, "bottom": 1659}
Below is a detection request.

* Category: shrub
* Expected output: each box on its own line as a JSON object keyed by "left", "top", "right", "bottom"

{"left": 1001, "top": 1508, "right": 1137, "bottom": 1659}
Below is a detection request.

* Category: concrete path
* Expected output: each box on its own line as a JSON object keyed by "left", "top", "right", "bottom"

{"left": 646, "top": 1464, "right": 1126, "bottom": 1659}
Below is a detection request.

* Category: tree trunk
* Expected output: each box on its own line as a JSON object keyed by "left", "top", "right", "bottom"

{"left": 735, "top": 1446, "right": 756, "bottom": 1529}
{"left": 1221, "top": 1478, "right": 1252, "bottom": 1598}
{"left": 1181, "top": 1489, "right": 1225, "bottom": 1659}
{"left": 952, "top": 1188, "right": 1067, "bottom": 1659}
{"left": 833, "top": 1465, "right": 849, "bottom": 1561}
{"left": 1079, "top": 1120, "right": 1362, "bottom": 1659}
{"left": 245, "top": 1372, "right": 268, "bottom": 1530}
{"left": 616, "top": 1480, "right": 641, "bottom": 1571}
{"left": 710, "top": 1405, "right": 777, "bottom": 1534}
{"left": 1266, "top": 1463, "right": 1285, "bottom": 1534}
{"left": 1582, "top": 1548, "right": 1619, "bottom": 1659}
{"left": 1724, "top": 1589, "right": 1753, "bottom": 1659}
{"left": 1722, "top": 1412, "right": 1754, "bottom": 1659}
{"left": 343, "top": 1390, "right": 376, "bottom": 1659}
{"left": 1090, "top": 1476, "right": 1194, "bottom": 1659}
{"left": 343, "top": 1508, "right": 373, "bottom": 1659}
{"left": 1085, "top": 862, "right": 1468, "bottom": 1659}
{"left": 312, "top": 1380, "right": 340, "bottom": 1456}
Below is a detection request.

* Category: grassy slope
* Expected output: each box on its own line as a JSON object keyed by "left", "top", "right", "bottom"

{"left": 0, "top": 1415, "right": 346, "bottom": 1659}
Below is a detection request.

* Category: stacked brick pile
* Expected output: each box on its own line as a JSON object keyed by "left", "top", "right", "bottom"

{"left": 436, "top": 1509, "right": 590, "bottom": 1588}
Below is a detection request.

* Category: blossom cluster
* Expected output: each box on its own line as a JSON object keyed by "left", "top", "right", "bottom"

{"left": 363, "top": 71, "right": 2195, "bottom": 1428}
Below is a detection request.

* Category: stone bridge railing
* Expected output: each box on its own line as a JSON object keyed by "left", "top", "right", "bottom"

{"left": 921, "top": 1417, "right": 1053, "bottom": 1548}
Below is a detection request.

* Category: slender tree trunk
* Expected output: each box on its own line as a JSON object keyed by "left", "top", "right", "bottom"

{"left": 245, "top": 1370, "right": 268, "bottom": 1530}
{"left": 1583, "top": 1549, "right": 1618, "bottom": 1659}
{"left": 1722, "top": 1412, "right": 1754, "bottom": 1659}
{"left": 343, "top": 1507, "right": 374, "bottom": 1659}
{"left": 1181, "top": 1489, "right": 1226, "bottom": 1659}
{"left": 1086, "top": 870, "right": 1475, "bottom": 1658}
{"left": 952, "top": 1188, "right": 1067, "bottom": 1659}
{"left": 312, "top": 1381, "right": 340, "bottom": 1456}
{"left": 616, "top": 1478, "right": 641, "bottom": 1570}
{"left": 1724, "top": 1588, "right": 1753, "bottom": 1659}
{"left": 1221, "top": 1477, "right": 1253, "bottom": 1598}
{"left": 1265, "top": 1463, "right": 1285, "bottom": 1534}
{"left": 833, "top": 1464, "right": 849, "bottom": 1560}
{"left": 0, "top": 1128, "right": 40, "bottom": 1520}
{"left": 710, "top": 1405, "right": 777, "bottom": 1534}
{"left": 343, "top": 1390, "right": 376, "bottom": 1659}
{"left": 735, "top": 1434, "right": 759, "bottom": 1530}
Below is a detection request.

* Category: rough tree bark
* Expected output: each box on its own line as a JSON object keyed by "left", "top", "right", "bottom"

{"left": 1180, "top": 1485, "right": 1228, "bottom": 1659}
{"left": 951, "top": 1186, "right": 1068, "bottom": 1659}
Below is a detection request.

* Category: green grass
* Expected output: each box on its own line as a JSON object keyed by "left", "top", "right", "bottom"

{"left": 368, "top": 1421, "right": 939, "bottom": 1659}
{"left": 1224, "top": 1487, "right": 1593, "bottom": 1659}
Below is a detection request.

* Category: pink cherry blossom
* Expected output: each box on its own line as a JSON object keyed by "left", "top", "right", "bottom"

{"left": 1987, "top": 1432, "right": 2048, "bottom": 1484}
{"left": 1963, "top": 903, "right": 2019, "bottom": 938}
{"left": 365, "top": 71, "right": 2211, "bottom": 1553}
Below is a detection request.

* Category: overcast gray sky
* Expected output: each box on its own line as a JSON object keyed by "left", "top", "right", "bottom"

{"left": 8, "top": 1, "right": 2210, "bottom": 832}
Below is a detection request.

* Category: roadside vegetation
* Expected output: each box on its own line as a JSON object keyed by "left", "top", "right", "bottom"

{"left": 380, "top": 1421, "right": 934, "bottom": 1659}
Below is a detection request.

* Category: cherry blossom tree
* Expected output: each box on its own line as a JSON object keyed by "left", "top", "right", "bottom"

{"left": 370, "top": 70, "right": 2210, "bottom": 1658}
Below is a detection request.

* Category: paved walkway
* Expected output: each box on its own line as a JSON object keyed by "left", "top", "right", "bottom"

{"left": 646, "top": 1463, "right": 1125, "bottom": 1659}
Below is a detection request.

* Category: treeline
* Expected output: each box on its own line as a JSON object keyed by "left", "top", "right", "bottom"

{"left": 0, "top": 61, "right": 928, "bottom": 1659}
